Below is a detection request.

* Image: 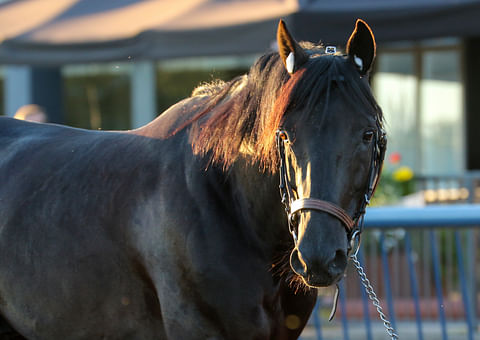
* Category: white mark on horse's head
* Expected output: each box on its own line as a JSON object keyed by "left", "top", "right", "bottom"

{"left": 286, "top": 52, "right": 295, "bottom": 74}
{"left": 354, "top": 55, "right": 364, "bottom": 71}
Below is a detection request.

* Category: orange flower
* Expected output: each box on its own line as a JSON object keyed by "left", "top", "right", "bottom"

{"left": 389, "top": 152, "right": 401, "bottom": 165}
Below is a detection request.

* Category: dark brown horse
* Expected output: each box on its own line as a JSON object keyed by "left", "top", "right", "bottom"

{"left": 0, "top": 19, "right": 383, "bottom": 339}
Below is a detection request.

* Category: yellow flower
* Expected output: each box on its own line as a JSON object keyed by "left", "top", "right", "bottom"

{"left": 393, "top": 166, "right": 414, "bottom": 182}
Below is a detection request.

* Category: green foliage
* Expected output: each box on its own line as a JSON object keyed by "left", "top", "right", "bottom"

{"left": 64, "top": 73, "right": 131, "bottom": 130}
{"left": 371, "top": 166, "right": 415, "bottom": 206}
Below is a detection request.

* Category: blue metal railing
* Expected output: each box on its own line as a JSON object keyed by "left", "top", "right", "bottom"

{"left": 304, "top": 204, "right": 480, "bottom": 340}
{"left": 365, "top": 204, "right": 480, "bottom": 228}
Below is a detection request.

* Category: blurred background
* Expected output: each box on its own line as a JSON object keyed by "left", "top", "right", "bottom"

{"left": 1, "top": 0, "right": 480, "bottom": 339}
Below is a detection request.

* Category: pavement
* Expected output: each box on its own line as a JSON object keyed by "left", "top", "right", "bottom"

{"left": 299, "top": 321, "right": 478, "bottom": 340}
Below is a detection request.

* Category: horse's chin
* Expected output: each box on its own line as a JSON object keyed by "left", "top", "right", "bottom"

{"left": 297, "top": 272, "right": 344, "bottom": 288}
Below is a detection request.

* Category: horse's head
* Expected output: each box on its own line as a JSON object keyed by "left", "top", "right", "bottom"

{"left": 276, "top": 20, "right": 385, "bottom": 287}
{"left": 180, "top": 18, "right": 385, "bottom": 288}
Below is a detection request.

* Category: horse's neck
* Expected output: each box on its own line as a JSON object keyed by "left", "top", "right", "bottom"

{"left": 132, "top": 76, "right": 248, "bottom": 140}
{"left": 228, "top": 159, "right": 289, "bottom": 248}
{"left": 130, "top": 86, "right": 289, "bottom": 248}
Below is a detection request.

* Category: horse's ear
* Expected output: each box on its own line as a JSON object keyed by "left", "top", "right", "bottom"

{"left": 277, "top": 20, "right": 308, "bottom": 74}
{"left": 346, "top": 19, "right": 376, "bottom": 76}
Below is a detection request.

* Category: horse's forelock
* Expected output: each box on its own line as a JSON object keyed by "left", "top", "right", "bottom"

{"left": 281, "top": 55, "right": 382, "bottom": 128}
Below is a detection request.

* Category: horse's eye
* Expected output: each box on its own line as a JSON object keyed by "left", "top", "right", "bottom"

{"left": 363, "top": 131, "right": 374, "bottom": 143}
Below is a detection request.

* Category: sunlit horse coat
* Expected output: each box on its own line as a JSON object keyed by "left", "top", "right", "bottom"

{"left": 0, "top": 20, "right": 382, "bottom": 339}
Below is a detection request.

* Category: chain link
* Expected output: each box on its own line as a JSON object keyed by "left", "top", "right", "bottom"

{"left": 350, "top": 253, "right": 399, "bottom": 339}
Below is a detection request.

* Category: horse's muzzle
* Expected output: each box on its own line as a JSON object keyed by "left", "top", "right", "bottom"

{"left": 290, "top": 246, "right": 347, "bottom": 287}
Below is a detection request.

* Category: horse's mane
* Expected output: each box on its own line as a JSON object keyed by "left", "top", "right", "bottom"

{"left": 171, "top": 44, "right": 382, "bottom": 172}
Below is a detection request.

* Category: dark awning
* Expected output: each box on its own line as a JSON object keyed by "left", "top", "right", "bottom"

{"left": 0, "top": 0, "right": 297, "bottom": 65}
{"left": 0, "top": 0, "right": 479, "bottom": 65}
{"left": 294, "top": 0, "right": 480, "bottom": 44}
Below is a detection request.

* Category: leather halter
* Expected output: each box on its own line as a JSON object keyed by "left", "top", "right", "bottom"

{"left": 290, "top": 198, "right": 355, "bottom": 230}
{"left": 276, "top": 123, "right": 386, "bottom": 243}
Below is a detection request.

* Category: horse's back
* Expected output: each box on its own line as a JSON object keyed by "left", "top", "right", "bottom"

{"left": 0, "top": 117, "right": 124, "bottom": 218}
{"left": 0, "top": 117, "right": 167, "bottom": 339}
{"left": 0, "top": 117, "right": 102, "bottom": 175}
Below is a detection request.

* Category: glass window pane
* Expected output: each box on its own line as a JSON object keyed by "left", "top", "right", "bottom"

{"left": 373, "top": 52, "right": 418, "bottom": 171}
{"left": 156, "top": 57, "right": 251, "bottom": 114}
{"left": 420, "top": 50, "right": 464, "bottom": 175}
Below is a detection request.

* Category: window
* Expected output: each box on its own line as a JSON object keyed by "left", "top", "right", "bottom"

{"left": 420, "top": 51, "right": 464, "bottom": 175}
{"left": 374, "top": 53, "right": 418, "bottom": 170}
{"left": 373, "top": 43, "right": 464, "bottom": 175}
{"left": 62, "top": 63, "right": 131, "bottom": 130}
{"left": 156, "top": 56, "right": 254, "bottom": 114}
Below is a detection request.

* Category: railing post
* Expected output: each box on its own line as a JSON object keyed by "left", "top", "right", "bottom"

{"left": 358, "top": 249, "right": 373, "bottom": 340}
{"left": 465, "top": 174, "right": 477, "bottom": 332}
{"left": 430, "top": 230, "right": 448, "bottom": 340}
{"left": 379, "top": 232, "right": 397, "bottom": 332}
{"left": 405, "top": 232, "right": 424, "bottom": 340}
{"left": 466, "top": 229, "right": 477, "bottom": 332}
{"left": 311, "top": 299, "right": 323, "bottom": 340}
{"left": 454, "top": 231, "right": 474, "bottom": 340}
{"left": 339, "top": 280, "right": 350, "bottom": 340}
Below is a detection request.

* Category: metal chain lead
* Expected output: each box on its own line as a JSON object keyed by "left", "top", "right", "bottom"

{"left": 350, "top": 253, "right": 399, "bottom": 339}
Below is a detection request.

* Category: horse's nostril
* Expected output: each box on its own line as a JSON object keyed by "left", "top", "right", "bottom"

{"left": 291, "top": 247, "right": 347, "bottom": 278}
{"left": 290, "top": 248, "right": 307, "bottom": 276}
{"left": 328, "top": 249, "right": 347, "bottom": 276}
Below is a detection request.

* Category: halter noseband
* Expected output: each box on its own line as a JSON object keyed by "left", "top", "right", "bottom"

{"left": 276, "top": 122, "right": 386, "bottom": 244}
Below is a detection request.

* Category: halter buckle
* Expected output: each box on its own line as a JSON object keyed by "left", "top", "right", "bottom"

{"left": 349, "top": 229, "right": 362, "bottom": 258}
{"left": 288, "top": 215, "right": 298, "bottom": 243}
{"left": 364, "top": 193, "right": 371, "bottom": 205}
